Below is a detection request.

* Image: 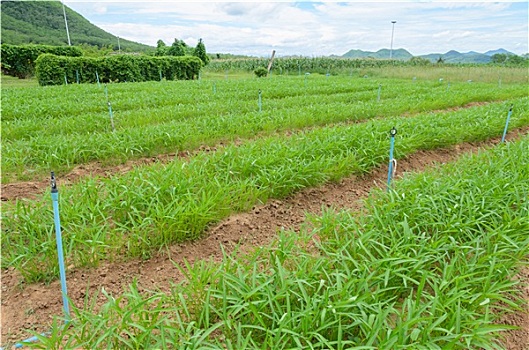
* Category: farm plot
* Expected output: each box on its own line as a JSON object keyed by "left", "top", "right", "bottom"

{"left": 10, "top": 134, "right": 528, "bottom": 349}
{"left": 2, "top": 75, "right": 527, "bottom": 182}
{"left": 2, "top": 93, "right": 528, "bottom": 283}
{"left": 2, "top": 72, "right": 528, "bottom": 348}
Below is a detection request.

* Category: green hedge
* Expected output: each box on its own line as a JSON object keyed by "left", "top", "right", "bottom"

{"left": 1, "top": 44, "right": 83, "bottom": 78}
{"left": 35, "top": 54, "right": 202, "bottom": 86}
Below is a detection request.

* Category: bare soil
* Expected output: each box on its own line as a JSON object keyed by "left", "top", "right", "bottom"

{"left": 1, "top": 128, "right": 528, "bottom": 349}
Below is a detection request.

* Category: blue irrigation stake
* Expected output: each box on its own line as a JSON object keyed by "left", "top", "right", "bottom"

{"left": 76, "top": 70, "right": 80, "bottom": 84}
{"left": 50, "top": 172, "right": 70, "bottom": 321}
{"left": 107, "top": 102, "right": 116, "bottom": 131}
{"left": 96, "top": 71, "right": 101, "bottom": 87}
{"left": 258, "top": 89, "right": 262, "bottom": 112}
{"left": 159, "top": 70, "right": 163, "bottom": 82}
{"left": 377, "top": 84, "right": 382, "bottom": 102}
{"left": 387, "top": 127, "right": 397, "bottom": 191}
{"left": 64, "top": 74, "right": 68, "bottom": 85}
{"left": 501, "top": 105, "right": 514, "bottom": 143}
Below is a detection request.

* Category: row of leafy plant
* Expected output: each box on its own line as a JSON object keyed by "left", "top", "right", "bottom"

{"left": 3, "top": 76, "right": 527, "bottom": 182}
{"left": 207, "top": 56, "right": 418, "bottom": 74}
{"left": 0, "top": 44, "right": 82, "bottom": 78}
{"left": 35, "top": 54, "right": 202, "bottom": 86}
{"left": 21, "top": 132, "right": 529, "bottom": 349}
{"left": 2, "top": 97, "right": 527, "bottom": 283}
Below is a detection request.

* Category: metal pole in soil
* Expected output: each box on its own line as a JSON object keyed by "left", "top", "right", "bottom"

{"left": 50, "top": 172, "right": 70, "bottom": 321}
{"left": 387, "top": 127, "right": 397, "bottom": 191}
{"left": 258, "top": 89, "right": 262, "bottom": 112}
{"left": 501, "top": 105, "right": 514, "bottom": 143}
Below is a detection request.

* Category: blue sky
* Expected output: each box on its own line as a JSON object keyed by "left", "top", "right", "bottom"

{"left": 62, "top": 1, "right": 528, "bottom": 56}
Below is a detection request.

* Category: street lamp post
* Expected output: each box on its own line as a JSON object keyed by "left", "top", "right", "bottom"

{"left": 389, "top": 20, "right": 397, "bottom": 59}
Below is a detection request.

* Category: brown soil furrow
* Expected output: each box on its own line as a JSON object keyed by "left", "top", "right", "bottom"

{"left": 1, "top": 128, "right": 528, "bottom": 348}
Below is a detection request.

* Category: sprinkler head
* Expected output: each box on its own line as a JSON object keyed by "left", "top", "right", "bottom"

{"left": 51, "top": 172, "right": 58, "bottom": 193}
{"left": 390, "top": 127, "right": 397, "bottom": 137}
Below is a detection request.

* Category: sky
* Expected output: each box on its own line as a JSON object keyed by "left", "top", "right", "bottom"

{"left": 62, "top": 1, "right": 529, "bottom": 57}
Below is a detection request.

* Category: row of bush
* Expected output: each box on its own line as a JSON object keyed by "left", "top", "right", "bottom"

{"left": 1, "top": 44, "right": 83, "bottom": 78}
{"left": 35, "top": 54, "right": 203, "bottom": 86}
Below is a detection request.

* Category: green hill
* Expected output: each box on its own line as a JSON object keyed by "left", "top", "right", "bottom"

{"left": 342, "top": 48, "right": 413, "bottom": 60}
{"left": 1, "top": 0, "right": 152, "bottom": 52}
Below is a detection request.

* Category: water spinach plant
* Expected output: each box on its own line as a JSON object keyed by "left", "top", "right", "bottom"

{"left": 2, "top": 97, "right": 528, "bottom": 282}
{"left": 25, "top": 135, "right": 529, "bottom": 349}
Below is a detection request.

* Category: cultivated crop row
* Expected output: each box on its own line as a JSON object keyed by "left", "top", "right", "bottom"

{"left": 2, "top": 97, "right": 527, "bottom": 282}
{"left": 2, "top": 76, "right": 526, "bottom": 181}
{"left": 30, "top": 134, "right": 529, "bottom": 349}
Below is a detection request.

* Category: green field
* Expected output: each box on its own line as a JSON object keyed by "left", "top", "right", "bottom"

{"left": 2, "top": 71, "right": 527, "bottom": 182}
{"left": 2, "top": 65, "right": 528, "bottom": 348}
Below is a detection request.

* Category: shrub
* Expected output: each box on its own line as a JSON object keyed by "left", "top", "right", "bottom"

{"left": 1, "top": 44, "right": 82, "bottom": 78}
{"left": 254, "top": 66, "right": 268, "bottom": 78}
{"left": 35, "top": 54, "right": 202, "bottom": 86}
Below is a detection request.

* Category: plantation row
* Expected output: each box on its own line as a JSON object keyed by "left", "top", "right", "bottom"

{"left": 2, "top": 97, "right": 527, "bottom": 283}
{"left": 29, "top": 135, "right": 529, "bottom": 349}
{"left": 2, "top": 76, "right": 527, "bottom": 182}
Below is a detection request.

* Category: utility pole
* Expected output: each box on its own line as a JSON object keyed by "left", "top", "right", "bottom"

{"left": 62, "top": 1, "right": 71, "bottom": 46}
{"left": 389, "top": 21, "right": 396, "bottom": 59}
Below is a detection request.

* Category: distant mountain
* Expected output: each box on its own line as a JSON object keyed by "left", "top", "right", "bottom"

{"left": 341, "top": 47, "right": 520, "bottom": 64}
{"left": 484, "top": 48, "right": 516, "bottom": 56}
{"left": 342, "top": 48, "right": 413, "bottom": 60}
{"left": 1, "top": 0, "right": 152, "bottom": 52}
{"left": 419, "top": 50, "right": 492, "bottom": 64}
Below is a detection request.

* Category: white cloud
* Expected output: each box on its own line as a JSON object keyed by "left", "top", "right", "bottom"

{"left": 63, "top": 1, "right": 529, "bottom": 56}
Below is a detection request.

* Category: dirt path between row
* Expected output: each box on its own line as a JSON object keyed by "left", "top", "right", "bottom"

{"left": 2, "top": 128, "right": 528, "bottom": 349}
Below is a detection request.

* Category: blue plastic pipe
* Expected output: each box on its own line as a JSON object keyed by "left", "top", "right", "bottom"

{"left": 501, "top": 105, "right": 513, "bottom": 143}
{"left": 258, "top": 89, "right": 262, "bottom": 112}
{"left": 51, "top": 172, "right": 70, "bottom": 321}
{"left": 387, "top": 127, "right": 397, "bottom": 191}
{"left": 96, "top": 71, "right": 101, "bottom": 88}
{"left": 107, "top": 102, "right": 116, "bottom": 131}
{"left": 0, "top": 176, "right": 70, "bottom": 350}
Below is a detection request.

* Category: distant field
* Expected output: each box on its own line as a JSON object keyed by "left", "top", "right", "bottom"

{"left": 1, "top": 73, "right": 38, "bottom": 88}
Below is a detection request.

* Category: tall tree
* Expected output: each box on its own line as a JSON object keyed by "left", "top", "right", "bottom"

{"left": 155, "top": 39, "right": 168, "bottom": 56}
{"left": 193, "top": 38, "right": 209, "bottom": 65}
{"left": 167, "top": 38, "right": 185, "bottom": 56}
